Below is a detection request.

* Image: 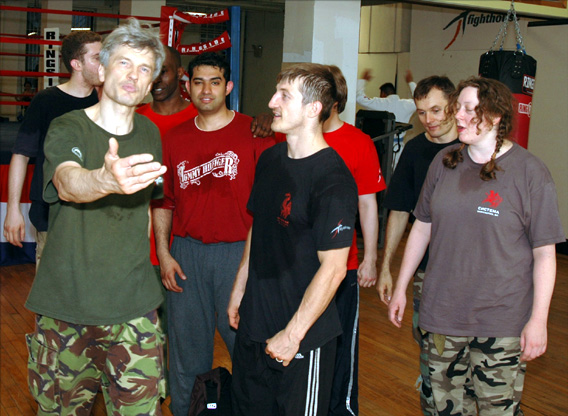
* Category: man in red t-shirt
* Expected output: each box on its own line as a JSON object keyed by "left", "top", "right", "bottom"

{"left": 139, "top": 46, "right": 275, "bottom": 267}
{"left": 324, "top": 66, "right": 386, "bottom": 416}
{"left": 137, "top": 45, "right": 197, "bottom": 398}
{"left": 152, "top": 52, "right": 275, "bottom": 416}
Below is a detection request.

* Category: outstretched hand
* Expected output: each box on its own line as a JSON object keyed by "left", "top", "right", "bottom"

{"left": 104, "top": 138, "right": 167, "bottom": 195}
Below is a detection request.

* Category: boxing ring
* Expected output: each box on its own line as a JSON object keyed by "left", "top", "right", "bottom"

{"left": 0, "top": 4, "right": 236, "bottom": 266}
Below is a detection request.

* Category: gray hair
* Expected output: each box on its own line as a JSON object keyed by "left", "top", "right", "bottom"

{"left": 99, "top": 18, "right": 165, "bottom": 80}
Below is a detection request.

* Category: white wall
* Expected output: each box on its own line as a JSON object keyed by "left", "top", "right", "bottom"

{"left": 524, "top": 24, "right": 568, "bottom": 235}
{"left": 283, "top": 0, "right": 361, "bottom": 124}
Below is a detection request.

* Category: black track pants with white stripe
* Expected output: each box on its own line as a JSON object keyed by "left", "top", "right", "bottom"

{"left": 232, "top": 331, "right": 337, "bottom": 416}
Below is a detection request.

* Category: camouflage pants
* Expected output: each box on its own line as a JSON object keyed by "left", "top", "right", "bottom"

{"left": 26, "top": 311, "right": 166, "bottom": 415}
{"left": 426, "top": 334, "right": 526, "bottom": 416}
{"left": 412, "top": 270, "right": 437, "bottom": 416}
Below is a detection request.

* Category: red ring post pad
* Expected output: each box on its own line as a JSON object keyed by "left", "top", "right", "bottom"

{"left": 160, "top": 6, "right": 229, "bottom": 49}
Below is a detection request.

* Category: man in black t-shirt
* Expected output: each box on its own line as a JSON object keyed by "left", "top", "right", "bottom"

{"left": 376, "top": 75, "right": 458, "bottom": 416}
{"left": 228, "top": 64, "right": 358, "bottom": 416}
{"left": 3, "top": 30, "right": 102, "bottom": 268}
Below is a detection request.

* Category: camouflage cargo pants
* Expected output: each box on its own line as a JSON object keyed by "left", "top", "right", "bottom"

{"left": 26, "top": 311, "right": 166, "bottom": 415}
{"left": 426, "top": 334, "right": 526, "bottom": 416}
{"left": 412, "top": 270, "right": 437, "bottom": 416}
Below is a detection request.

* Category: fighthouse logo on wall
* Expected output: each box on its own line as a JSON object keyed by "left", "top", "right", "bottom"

{"left": 443, "top": 11, "right": 515, "bottom": 50}
{"left": 177, "top": 151, "right": 239, "bottom": 188}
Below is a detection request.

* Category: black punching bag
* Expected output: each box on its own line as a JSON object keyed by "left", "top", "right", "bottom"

{"left": 478, "top": 0, "right": 536, "bottom": 149}
{"left": 479, "top": 50, "right": 536, "bottom": 149}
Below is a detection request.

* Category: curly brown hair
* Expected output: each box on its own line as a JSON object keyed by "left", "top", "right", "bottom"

{"left": 443, "top": 77, "right": 516, "bottom": 181}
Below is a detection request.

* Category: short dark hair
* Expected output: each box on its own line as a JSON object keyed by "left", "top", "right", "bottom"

{"left": 188, "top": 52, "right": 231, "bottom": 82}
{"left": 276, "top": 63, "right": 337, "bottom": 123}
{"left": 166, "top": 45, "right": 182, "bottom": 69}
{"left": 327, "top": 65, "right": 348, "bottom": 114}
{"left": 61, "top": 31, "right": 102, "bottom": 73}
{"left": 379, "top": 82, "right": 396, "bottom": 96}
{"left": 414, "top": 75, "right": 455, "bottom": 101}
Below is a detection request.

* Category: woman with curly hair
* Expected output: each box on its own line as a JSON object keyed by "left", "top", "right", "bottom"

{"left": 387, "top": 77, "right": 564, "bottom": 415}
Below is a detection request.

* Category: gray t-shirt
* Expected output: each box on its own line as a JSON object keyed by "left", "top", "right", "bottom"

{"left": 415, "top": 143, "right": 564, "bottom": 337}
{"left": 25, "top": 110, "right": 164, "bottom": 325}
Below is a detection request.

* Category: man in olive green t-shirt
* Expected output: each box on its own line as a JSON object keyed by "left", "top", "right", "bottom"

{"left": 24, "top": 19, "right": 168, "bottom": 415}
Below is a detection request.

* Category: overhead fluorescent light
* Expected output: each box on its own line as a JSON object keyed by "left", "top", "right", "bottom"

{"left": 71, "top": 27, "right": 92, "bottom": 31}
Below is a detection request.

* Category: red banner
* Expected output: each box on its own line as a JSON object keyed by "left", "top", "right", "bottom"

{"left": 178, "top": 32, "right": 232, "bottom": 55}
{"left": 172, "top": 8, "right": 229, "bottom": 25}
